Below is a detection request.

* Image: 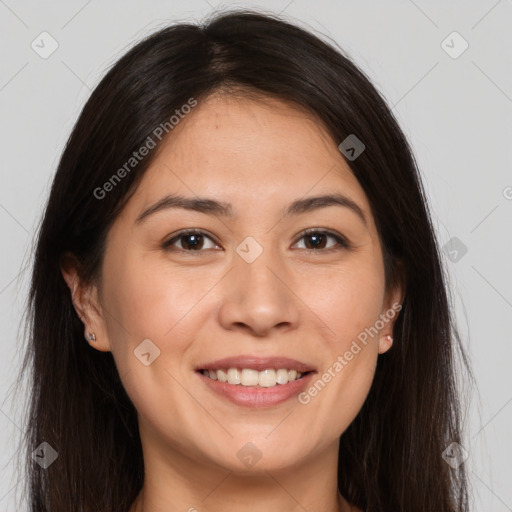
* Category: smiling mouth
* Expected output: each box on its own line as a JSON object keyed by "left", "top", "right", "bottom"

{"left": 197, "top": 368, "right": 312, "bottom": 388}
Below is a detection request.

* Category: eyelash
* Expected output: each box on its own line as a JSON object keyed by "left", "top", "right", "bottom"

{"left": 161, "top": 228, "right": 351, "bottom": 254}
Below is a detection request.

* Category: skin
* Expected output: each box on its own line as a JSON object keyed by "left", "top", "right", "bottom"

{"left": 62, "top": 91, "right": 403, "bottom": 512}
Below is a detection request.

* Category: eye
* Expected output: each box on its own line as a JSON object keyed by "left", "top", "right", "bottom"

{"left": 162, "top": 229, "right": 220, "bottom": 252}
{"left": 293, "top": 229, "right": 351, "bottom": 251}
{"left": 162, "top": 228, "right": 351, "bottom": 253}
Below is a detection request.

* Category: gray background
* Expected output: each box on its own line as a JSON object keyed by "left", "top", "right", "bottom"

{"left": 1, "top": 1, "right": 511, "bottom": 510}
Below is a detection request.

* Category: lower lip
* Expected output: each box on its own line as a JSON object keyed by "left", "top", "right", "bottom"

{"left": 196, "top": 371, "right": 315, "bottom": 408}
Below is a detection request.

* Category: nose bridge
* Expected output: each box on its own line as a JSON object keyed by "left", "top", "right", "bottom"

{"left": 236, "top": 237, "right": 281, "bottom": 293}
{"left": 235, "top": 233, "right": 288, "bottom": 297}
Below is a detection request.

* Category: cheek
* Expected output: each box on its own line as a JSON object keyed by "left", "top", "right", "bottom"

{"left": 296, "top": 259, "right": 384, "bottom": 432}
{"left": 102, "top": 248, "right": 204, "bottom": 341}
{"left": 309, "top": 260, "right": 385, "bottom": 349}
{"left": 100, "top": 248, "right": 220, "bottom": 395}
{"left": 99, "top": 252, "right": 210, "bottom": 438}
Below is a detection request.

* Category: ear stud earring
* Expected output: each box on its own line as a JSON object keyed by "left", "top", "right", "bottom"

{"left": 384, "top": 335, "right": 393, "bottom": 345}
{"left": 86, "top": 332, "right": 96, "bottom": 342}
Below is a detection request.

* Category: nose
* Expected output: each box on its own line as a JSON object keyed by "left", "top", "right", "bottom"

{"left": 217, "top": 245, "right": 301, "bottom": 337}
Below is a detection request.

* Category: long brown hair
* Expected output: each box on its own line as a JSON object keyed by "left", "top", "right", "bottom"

{"left": 15, "top": 8, "right": 472, "bottom": 511}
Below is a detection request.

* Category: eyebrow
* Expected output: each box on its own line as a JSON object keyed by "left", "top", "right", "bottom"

{"left": 135, "top": 192, "right": 367, "bottom": 226}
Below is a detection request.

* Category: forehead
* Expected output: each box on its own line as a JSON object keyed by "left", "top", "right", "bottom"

{"left": 126, "top": 93, "right": 374, "bottom": 225}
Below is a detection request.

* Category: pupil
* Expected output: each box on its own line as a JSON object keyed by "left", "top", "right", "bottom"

{"left": 184, "top": 234, "right": 202, "bottom": 250}
{"left": 307, "top": 233, "right": 325, "bottom": 249}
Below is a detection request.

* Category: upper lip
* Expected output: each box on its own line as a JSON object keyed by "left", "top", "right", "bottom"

{"left": 196, "top": 355, "right": 316, "bottom": 373}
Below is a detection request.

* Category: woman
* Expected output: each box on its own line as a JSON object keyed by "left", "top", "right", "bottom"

{"left": 18, "top": 9, "right": 472, "bottom": 512}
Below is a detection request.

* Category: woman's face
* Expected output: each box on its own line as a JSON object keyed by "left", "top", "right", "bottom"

{"left": 74, "top": 93, "right": 401, "bottom": 474}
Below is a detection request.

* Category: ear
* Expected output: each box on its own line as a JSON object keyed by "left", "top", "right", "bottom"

{"left": 60, "top": 252, "right": 111, "bottom": 352}
{"left": 378, "top": 263, "right": 405, "bottom": 355}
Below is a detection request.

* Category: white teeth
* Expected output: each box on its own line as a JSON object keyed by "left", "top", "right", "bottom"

{"left": 241, "top": 369, "right": 259, "bottom": 386}
{"left": 259, "top": 369, "right": 276, "bottom": 387}
{"left": 276, "top": 369, "right": 289, "bottom": 385}
{"left": 201, "top": 368, "right": 305, "bottom": 387}
{"left": 227, "top": 368, "right": 241, "bottom": 385}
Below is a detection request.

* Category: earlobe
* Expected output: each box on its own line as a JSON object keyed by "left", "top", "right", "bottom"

{"left": 60, "top": 252, "right": 111, "bottom": 352}
{"left": 378, "top": 290, "right": 401, "bottom": 354}
{"left": 378, "top": 334, "right": 394, "bottom": 354}
{"left": 380, "top": 263, "right": 405, "bottom": 353}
